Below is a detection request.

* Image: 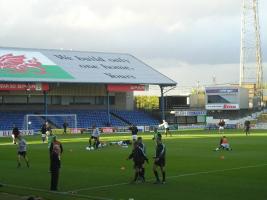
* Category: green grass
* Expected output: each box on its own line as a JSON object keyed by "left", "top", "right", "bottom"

{"left": 1, "top": 130, "right": 267, "bottom": 200}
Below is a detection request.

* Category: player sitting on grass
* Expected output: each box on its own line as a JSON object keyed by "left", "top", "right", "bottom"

{"left": 153, "top": 137, "right": 166, "bottom": 184}
{"left": 17, "top": 135, "right": 30, "bottom": 168}
{"left": 215, "top": 136, "right": 232, "bottom": 151}
{"left": 109, "top": 140, "right": 132, "bottom": 147}
{"left": 127, "top": 141, "right": 149, "bottom": 183}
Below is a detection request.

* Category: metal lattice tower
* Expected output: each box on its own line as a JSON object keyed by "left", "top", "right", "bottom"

{"left": 239, "top": 0, "right": 263, "bottom": 97}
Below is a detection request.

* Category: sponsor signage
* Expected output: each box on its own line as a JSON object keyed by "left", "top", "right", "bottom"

{"left": 0, "top": 130, "right": 34, "bottom": 137}
{"left": 206, "top": 88, "right": 238, "bottom": 94}
{"left": 205, "top": 104, "right": 240, "bottom": 110}
{"left": 0, "top": 83, "right": 49, "bottom": 91}
{"left": 107, "top": 84, "right": 147, "bottom": 92}
{"left": 102, "top": 127, "right": 114, "bottom": 133}
{"left": 174, "top": 110, "right": 206, "bottom": 116}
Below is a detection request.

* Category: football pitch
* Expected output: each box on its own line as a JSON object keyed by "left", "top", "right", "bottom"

{"left": 0, "top": 130, "right": 267, "bottom": 200}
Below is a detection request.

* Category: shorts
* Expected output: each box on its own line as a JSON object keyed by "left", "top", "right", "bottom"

{"left": 154, "top": 159, "right": 165, "bottom": 167}
{"left": 221, "top": 143, "right": 230, "bottom": 149}
{"left": 219, "top": 126, "right": 224, "bottom": 130}
{"left": 90, "top": 136, "right": 98, "bottom": 140}
{"left": 134, "top": 161, "right": 144, "bottom": 168}
{"left": 165, "top": 128, "right": 170, "bottom": 132}
{"left": 41, "top": 134, "right": 46, "bottom": 138}
{"left": 18, "top": 151, "right": 27, "bottom": 157}
{"left": 132, "top": 135, "right": 137, "bottom": 140}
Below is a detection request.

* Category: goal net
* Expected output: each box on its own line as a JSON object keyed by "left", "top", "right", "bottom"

{"left": 24, "top": 114, "right": 78, "bottom": 133}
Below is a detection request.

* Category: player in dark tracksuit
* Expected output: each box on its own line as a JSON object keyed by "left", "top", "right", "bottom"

{"left": 244, "top": 120, "right": 251, "bottom": 136}
{"left": 50, "top": 145, "right": 61, "bottom": 191}
{"left": 137, "top": 137, "right": 147, "bottom": 181}
{"left": 153, "top": 137, "right": 166, "bottom": 184}
{"left": 128, "top": 141, "right": 149, "bottom": 183}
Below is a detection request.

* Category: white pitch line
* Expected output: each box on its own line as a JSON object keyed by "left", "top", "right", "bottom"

{"left": 71, "top": 163, "right": 267, "bottom": 193}
{"left": 166, "top": 163, "right": 267, "bottom": 180}
{"left": 1, "top": 183, "right": 112, "bottom": 200}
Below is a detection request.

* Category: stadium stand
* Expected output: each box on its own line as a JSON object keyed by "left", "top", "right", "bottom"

{"left": 111, "top": 110, "right": 159, "bottom": 126}
{"left": 0, "top": 110, "right": 159, "bottom": 131}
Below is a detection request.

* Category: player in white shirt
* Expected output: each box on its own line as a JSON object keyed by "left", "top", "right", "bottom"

{"left": 17, "top": 136, "right": 30, "bottom": 168}
{"left": 159, "top": 120, "right": 171, "bottom": 137}
{"left": 89, "top": 125, "right": 101, "bottom": 149}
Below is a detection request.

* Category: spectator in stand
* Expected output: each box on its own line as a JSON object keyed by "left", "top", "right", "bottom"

{"left": 12, "top": 124, "right": 20, "bottom": 144}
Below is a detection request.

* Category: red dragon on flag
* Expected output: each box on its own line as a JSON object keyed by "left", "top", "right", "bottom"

{"left": 0, "top": 53, "right": 46, "bottom": 74}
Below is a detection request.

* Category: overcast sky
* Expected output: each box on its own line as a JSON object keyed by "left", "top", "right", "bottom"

{"left": 0, "top": 0, "right": 266, "bottom": 89}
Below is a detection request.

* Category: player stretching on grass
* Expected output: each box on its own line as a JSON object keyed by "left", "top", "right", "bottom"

{"left": 128, "top": 141, "right": 149, "bottom": 183}
{"left": 215, "top": 136, "right": 232, "bottom": 151}
{"left": 153, "top": 137, "right": 166, "bottom": 184}
{"left": 17, "top": 136, "right": 30, "bottom": 168}
{"left": 159, "top": 120, "right": 171, "bottom": 137}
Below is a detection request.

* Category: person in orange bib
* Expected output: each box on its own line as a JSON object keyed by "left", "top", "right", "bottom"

{"left": 215, "top": 136, "right": 232, "bottom": 151}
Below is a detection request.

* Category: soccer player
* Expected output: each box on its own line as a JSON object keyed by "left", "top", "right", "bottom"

{"left": 244, "top": 120, "right": 251, "bottom": 136}
{"left": 215, "top": 136, "right": 232, "bottom": 151}
{"left": 159, "top": 120, "right": 171, "bottom": 137}
{"left": 50, "top": 143, "right": 61, "bottom": 191}
{"left": 137, "top": 137, "right": 147, "bottom": 181}
{"left": 152, "top": 127, "right": 162, "bottom": 143}
{"left": 49, "top": 136, "right": 63, "bottom": 158}
{"left": 153, "top": 137, "right": 166, "bottom": 184}
{"left": 12, "top": 124, "right": 20, "bottom": 144}
{"left": 40, "top": 123, "right": 47, "bottom": 143}
{"left": 218, "top": 119, "right": 225, "bottom": 133}
{"left": 63, "top": 121, "right": 68, "bottom": 134}
{"left": 128, "top": 141, "right": 149, "bottom": 183}
{"left": 129, "top": 124, "right": 138, "bottom": 141}
{"left": 17, "top": 135, "right": 30, "bottom": 168}
{"left": 89, "top": 125, "right": 101, "bottom": 149}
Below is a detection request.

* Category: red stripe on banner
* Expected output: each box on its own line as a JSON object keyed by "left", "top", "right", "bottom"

{"left": 0, "top": 83, "right": 49, "bottom": 91}
{"left": 107, "top": 84, "right": 145, "bottom": 92}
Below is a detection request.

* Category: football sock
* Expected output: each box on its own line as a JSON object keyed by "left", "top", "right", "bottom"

{"left": 134, "top": 172, "right": 138, "bottom": 181}
{"left": 154, "top": 170, "right": 160, "bottom": 181}
{"left": 162, "top": 171, "right": 166, "bottom": 182}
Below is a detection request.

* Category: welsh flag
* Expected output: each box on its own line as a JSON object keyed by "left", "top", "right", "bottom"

{"left": 0, "top": 51, "right": 73, "bottom": 79}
